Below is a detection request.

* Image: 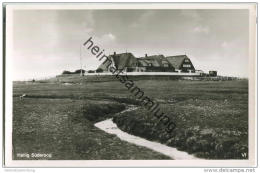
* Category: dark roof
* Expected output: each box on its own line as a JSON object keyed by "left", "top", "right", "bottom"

{"left": 137, "top": 59, "right": 149, "bottom": 67}
{"left": 112, "top": 53, "right": 137, "bottom": 69}
{"left": 139, "top": 55, "right": 172, "bottom": 67}
{"left": 145, "top": 59, "right": 160, "bottom": 67}
{"left": 97, "top": 53, "right": 195, "bottom": 71}
{"left": 97, "top": 56, "right": 113, "bottom": 71}
{"left": 97, "top": 53, "right": 137, "bottom": 71}
{"left": 166, "top": 55, "right": 188, "bottom": 69}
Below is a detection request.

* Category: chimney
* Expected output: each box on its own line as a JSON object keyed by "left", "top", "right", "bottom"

{"left": 145, "top": 54, "right": 147, "bottom": 57}
{"left": 114, "top": 52, "right": 116, "bottom": 56}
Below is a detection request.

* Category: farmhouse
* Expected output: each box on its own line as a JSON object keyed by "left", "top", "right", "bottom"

{"left": 96, "top": 52, "right": 196, "bottom": 73}
{"left": 166, "top": 55, "right": 195, "bottom": 73}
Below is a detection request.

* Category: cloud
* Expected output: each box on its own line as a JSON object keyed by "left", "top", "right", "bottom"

{"left": 12, "top": 9, "right": 249, "bottom": 79}
{"left": 94, "top": 33, "right": 116, "bottom": 45}
{"left": 130, "top": 11, "right": 155, "bottom": 28}
{"left": 180, "top": 10, "right": 201, "bottom": 21}
{"left": 220, "top": 40, "right": 245, "bottom": 50}
{"left": 221, "top": 41, "right": 229, "bottom": 48}
{"left": 82, "top": 11, "right": 95, "bottom": 34}
{"left": 221, "top": 41, "right": 236, "bottom": 49}
{"left": 193, "top": 25, "right": 210, "bottom": 34}
{"left": 102, "top": 33, "right": 116, "bottom": 41}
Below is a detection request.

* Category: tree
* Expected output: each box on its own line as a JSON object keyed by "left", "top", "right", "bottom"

{"left": 96, "top": 68, "right": 103, "bottom": 73}
{"left": 88, "top": 70, "right": 95, "bottom": 73}
{"left": 62, "top": 70, "right": 72, "bottom": 74}
{"left": 74, "top": 69, "right": 86, "bottom": 74}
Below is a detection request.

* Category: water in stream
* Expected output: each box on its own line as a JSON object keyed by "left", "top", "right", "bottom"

{"left": 95, "top": 118, "right": 201, "bottom": 160}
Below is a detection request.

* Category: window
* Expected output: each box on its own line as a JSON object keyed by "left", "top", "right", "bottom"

{"left": 184, "top": 59, "right": 189, "bottom": 63}
{"left": 183, "top": 64, "right": 191, "bottom": 68}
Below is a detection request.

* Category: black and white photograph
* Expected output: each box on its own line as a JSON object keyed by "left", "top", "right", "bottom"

{"left": 3, "top": 2, "right": 257, "bottom": 168}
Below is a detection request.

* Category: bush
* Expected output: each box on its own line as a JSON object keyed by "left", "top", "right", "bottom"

{"left": 88, "top": 70, "right": 95, "bottom": 73}
{"left": 62, "top": 70, "right": 72, "bottom": 74}
{"left": 74, "top": 69, "right": 86, "bottom": 74}
{"left": 96, "top": 68, "right": 103, "bottom": 73}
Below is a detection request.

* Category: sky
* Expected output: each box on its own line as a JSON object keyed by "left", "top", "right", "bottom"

{"left": 12, "top": 9, "right": 249, "bottom": 80}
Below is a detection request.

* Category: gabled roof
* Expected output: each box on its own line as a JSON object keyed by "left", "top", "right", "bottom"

{"left": 139, "top": 54, "right": 172, "bottom": 67}
{"left": 112, "top": 53, "right": 137, "bottom": 69}
{"left": 166, "top": 55, "right": 188, "bottom": 69}
{"left": 145, "top": 59, "right": 160, "bottom": 67}
{"left": 137, "top": 59, "right": 149, "bottom": 67}
{"left": 97, "top": 53, "right": 137, "bottom": 71}
{"left": 97, "top": 56, "right": 113, "bottom": 71}
{"left": 96, "top": 53, "right": 194, "bottom": 71}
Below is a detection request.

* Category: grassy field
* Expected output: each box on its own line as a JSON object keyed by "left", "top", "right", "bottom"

{"left": 113, "top": 79, "right": 248, "bottom": 159}
{"left": 13, "top": 76, "right": 248, "bottom": 160}
{"left": 13, "top": 97, "right": 170, "bottom": 160}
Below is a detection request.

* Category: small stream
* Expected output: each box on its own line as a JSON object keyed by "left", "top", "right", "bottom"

{"left": 94, "top": 106, "right": 201, "bottom": 160}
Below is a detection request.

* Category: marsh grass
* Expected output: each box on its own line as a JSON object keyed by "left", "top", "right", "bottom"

{"left": 13, "top": 77, "right": 248, "bottom": 160}
{"left": 13, "top": 97, "right": 170, "bottom": 160}
{"left": 113, "top": 80, "right": 248, "bottom": 159}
